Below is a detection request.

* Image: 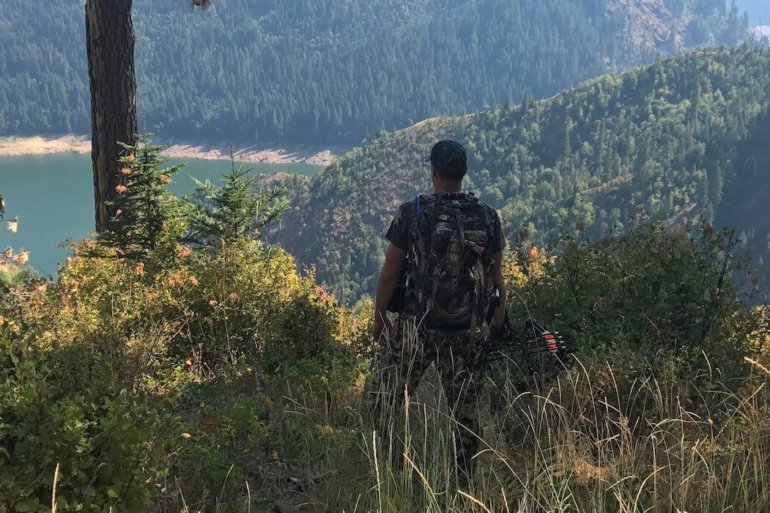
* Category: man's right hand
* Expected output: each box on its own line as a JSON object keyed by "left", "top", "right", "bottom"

{"left": 373, "top": 316, "right": 385, "bottom": 345}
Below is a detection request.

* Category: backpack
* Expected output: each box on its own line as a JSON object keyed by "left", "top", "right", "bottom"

{"left": 403, "top": 193, "right": 496, "bottom": 331}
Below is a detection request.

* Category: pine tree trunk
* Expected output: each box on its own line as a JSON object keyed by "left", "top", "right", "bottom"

{"left": 86, "top": 0, "right": 138, "bottom": 231}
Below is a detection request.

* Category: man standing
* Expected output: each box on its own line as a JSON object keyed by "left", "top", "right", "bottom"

{"left": 371, "top": 139, "right": 507, "bottom": 483}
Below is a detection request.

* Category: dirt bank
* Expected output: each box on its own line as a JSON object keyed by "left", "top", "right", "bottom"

{"left": 0, "top": 135, "right": 342, "bottom": 167}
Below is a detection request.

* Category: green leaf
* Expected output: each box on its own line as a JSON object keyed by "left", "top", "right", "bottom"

{"left": 14, "top": 497, "right": 40, "bottom": 512}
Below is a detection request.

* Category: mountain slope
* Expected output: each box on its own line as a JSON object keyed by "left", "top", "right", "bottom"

{"left": 0, "top": 0, "right": 746, "bottom": 144}
{"left": 274, "top": 47, "right": 770, "bottom": 302}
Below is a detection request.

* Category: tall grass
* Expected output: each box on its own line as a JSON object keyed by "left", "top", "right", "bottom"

{"left": 274, "top": 344, "right": 770, "bottom": 513}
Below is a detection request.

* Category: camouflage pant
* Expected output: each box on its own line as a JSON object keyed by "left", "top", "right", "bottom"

{"left": 369, "top": 315, "right": 488, "bottom": 480}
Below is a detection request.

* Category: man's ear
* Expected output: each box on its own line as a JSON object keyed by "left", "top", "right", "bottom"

{"left": 431, "top": 165, "right": 437, "bottom": 180}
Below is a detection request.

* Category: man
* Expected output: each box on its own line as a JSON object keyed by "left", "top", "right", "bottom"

{"left": 371, "top": 139, "right": 507, "bottom": 483}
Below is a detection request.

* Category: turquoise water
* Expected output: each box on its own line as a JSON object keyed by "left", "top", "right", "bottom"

{"left": 0, "top": 154, "right": 320, "bottom": 276}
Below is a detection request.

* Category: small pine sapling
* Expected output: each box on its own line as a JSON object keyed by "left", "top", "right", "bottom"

{"left": 184, "top": 163, "right": 288, "bottom": 248}
{"left": 99, "top": 134, "right": 184, "bottom": 258}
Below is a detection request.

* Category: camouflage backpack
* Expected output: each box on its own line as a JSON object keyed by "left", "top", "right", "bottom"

{"left": 404, "top": 193, "right": 496, "bottom": 331}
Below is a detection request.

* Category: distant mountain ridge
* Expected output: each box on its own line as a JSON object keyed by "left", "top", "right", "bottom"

{"left": 0, "top": 0, "right": 747, "bottom": 144}
{"left": 273, "top": 48, "right": 770, "bottom": 303}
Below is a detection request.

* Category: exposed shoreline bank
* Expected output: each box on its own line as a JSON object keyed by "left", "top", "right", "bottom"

{"left": 0, "top": 135, "right": 343, "bottom": 167}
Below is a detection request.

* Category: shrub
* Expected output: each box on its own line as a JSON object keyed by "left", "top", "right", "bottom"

{"left": 506, "top": 224, "right": 758, "bottom": 379}
{"left": 0, "top": 328, "right": 169, "bottom": 512}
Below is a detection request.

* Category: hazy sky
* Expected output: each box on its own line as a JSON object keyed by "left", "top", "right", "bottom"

{"left": 734, "top": 0, "right": 770, "bottom": 25}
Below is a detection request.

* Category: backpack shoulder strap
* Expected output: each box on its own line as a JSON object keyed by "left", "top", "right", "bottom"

{"left": 453, "top": 205, "right": 467, "bottom": 249}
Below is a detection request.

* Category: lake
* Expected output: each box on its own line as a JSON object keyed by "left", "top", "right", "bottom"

{"left": 0, "top": 154, "right": 321, "bottom": 276}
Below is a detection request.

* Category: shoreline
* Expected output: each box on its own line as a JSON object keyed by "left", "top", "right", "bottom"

{"left": 0, "top": 135, "right": 343, "bottom": 167}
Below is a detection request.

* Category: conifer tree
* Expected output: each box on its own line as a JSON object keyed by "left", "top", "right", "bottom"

{"left": 99, "top": 135, "right": 184, "bottom": 257}
{"left": 85, "top": 0, "right": 211, "bottom": 232}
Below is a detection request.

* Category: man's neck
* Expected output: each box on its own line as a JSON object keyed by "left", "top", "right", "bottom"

{"left": 433, "top": 180, "right": 462, "bottom": 195}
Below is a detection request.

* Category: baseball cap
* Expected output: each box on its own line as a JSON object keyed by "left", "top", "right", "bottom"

{"left": 427, "top": 140, "right": 467, "bottom": 175}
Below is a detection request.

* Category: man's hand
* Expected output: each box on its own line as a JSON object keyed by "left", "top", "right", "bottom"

{"left": 373, "top": 314, "right": 386, "bottom": 344}
{"left": 490, "top": 251, "right": 507, "bottom": 331}
{"left": 373, "top": 244, "right": 406, "bottom": 345}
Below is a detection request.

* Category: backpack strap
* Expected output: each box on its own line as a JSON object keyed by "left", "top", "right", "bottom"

{"left": 426, "top": 265, "right": 442, "bottom": 318}
{"left": 453, "top": 206, "right": 466, "bottom": 250}
{"left": 451, "top": 205, "right": 481, "bottom": 330}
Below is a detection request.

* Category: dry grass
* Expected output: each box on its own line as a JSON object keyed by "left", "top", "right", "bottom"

{"left": 272, "top": 349, "right": 770, "bottom": 513}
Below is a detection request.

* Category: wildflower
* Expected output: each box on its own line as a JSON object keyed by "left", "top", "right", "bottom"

{"left": 228, "top": 292, "right": 240, "bottom": 302}
{"left": 6, "top": 218, "right": 18, "bottom": 233}
{"left": 115, "top": 184, "right": 128, "bottom": 194}
{"left": 124, "top": 154, "right": 135, "bottom": 162}
{"left": 189, "top": 277, "right": 199, "bottom": 286}
{"left": 120, "top": 167, "right": 132, "bottom": 175}
{"left": 185, "top": 359, "right": 193, "bottom": 367}
{"left": 159, "top": 174, "right": 171, "bottom": 184}
{"left": 135, "top": 263, "right": 145, "bottom": 277}
{"left": 181, "top": 246, "right": 193, "bottom": 258}
{"left": 115, "top": 209, "right": 123, "bottom": 217}
{"left": 209, "top": 299, "right": 218, "bottom": 306}
{"left": 14, "top": 251, "right": 29, "bottom": 265}
{"left": 179, "top": 432, "right": 192, "bottom": 440}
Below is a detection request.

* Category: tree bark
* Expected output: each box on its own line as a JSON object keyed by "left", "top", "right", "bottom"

{"left": 86, "top": 0, "right": 137, "bottom": 231}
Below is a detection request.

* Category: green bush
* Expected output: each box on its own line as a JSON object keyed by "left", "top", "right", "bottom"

{"left": 0, "top": 329, "right": 169, "bottom": 512}
{"left": 0, "top": 226, "right": 370, "bottom": 510}
{"left": 507, "top": 225, "right": 756, "bottom": 376}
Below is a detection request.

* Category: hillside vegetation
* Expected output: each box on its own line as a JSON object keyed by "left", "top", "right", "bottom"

{"left": 275, "top": 47, "right": 770, "bottom": 303}
{"left": 0, "top": 0, "right": 746, "bottom": 144}
{"left": 2, "top": 183, "right": 770, "bottom": 510}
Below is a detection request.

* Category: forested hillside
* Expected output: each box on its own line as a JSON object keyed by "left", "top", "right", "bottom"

{"left": 0, "top": 0, "right": 746, "bottom": 144}
{"left": 274, "top": 47, "right": 770, "bottom": 303}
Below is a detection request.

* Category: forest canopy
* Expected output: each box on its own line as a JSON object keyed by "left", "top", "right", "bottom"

{"left": 0, "top": 0, "right": 747, "bottom": 144}
{"left": 273, "top": 47, "right": 770, "bottom": 303}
